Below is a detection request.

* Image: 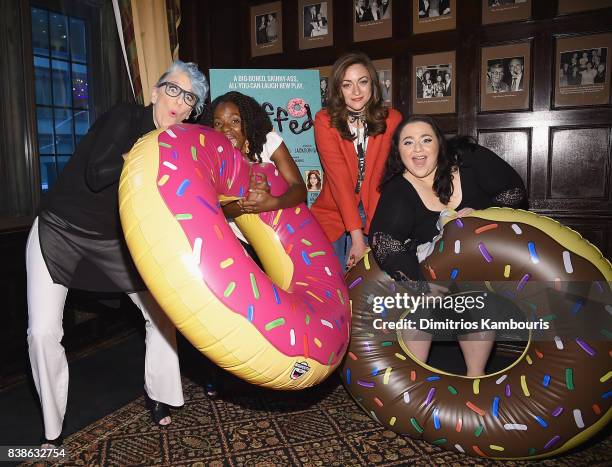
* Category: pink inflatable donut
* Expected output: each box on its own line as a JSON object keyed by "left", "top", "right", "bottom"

{"left": 287, "top": 97, "right": 307, "bottom": 118}
{"left": 119, "top": 124, "right": 350, "bottom": 389}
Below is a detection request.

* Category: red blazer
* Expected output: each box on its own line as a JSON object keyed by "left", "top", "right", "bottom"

{"left": 311, "top": 108, "right": 402, "bottom": 242}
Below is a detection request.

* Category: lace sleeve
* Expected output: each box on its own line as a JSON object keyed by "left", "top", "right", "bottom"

{"left": 492, "top": 186, "right": 526, "bottom": 208}
{"left": 371, "top": 232, "right": 429, "bottom": 292}
{"left": 371, "top": 232, "right": 410, "bottom": 266}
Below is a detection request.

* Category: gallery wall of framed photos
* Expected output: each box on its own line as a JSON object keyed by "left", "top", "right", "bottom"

{"left": 179, "top": 0, "right": 612, "bottom": 257}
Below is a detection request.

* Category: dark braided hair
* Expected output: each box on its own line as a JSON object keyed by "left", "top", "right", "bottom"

{"left": 201, "top": 91, "right": 272, "bottom": 163}
{"left": 380, "top": 115, "right": 476, "bottom": 205}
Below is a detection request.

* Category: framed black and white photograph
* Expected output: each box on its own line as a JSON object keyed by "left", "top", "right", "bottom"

{"left": 485, "top": 57, "right": 524, "bottom": 93}
{"left": 378, "top": 70, "right": 392, "bottom": 104}
{"left": 250, "top": 2, "right": 283, "bottom": 57}
{"left": 482, "top": 0, "right": 531, "bottom": 25}
{"left": 413, "top": 0, "right": 456, "bottom": 34}
{"left": 555, "top": 33, "right": 612, "bottom": 107}
{"left": 310, "top": 65, "right": 333, "bottom": 108}
{"left": 355, "top": 0, "right": 391, "bottom": 22}
{"left": 559, "top": 48, "right": 607, "bottom": 88}
{"left": 419, "top": 0, "right": 451, "bottom": 18}
{"left": 413, "top": 51, "right": 456, "bottom": 114}
{"left": 353, "top": 0, "right": 392, "bottom": 42}
{"left": 373, "top": 58, "right": 393, "bottom": 107}
{"left": 299, "top": 0, "right": 333, "bottom": 50}
{"left": 254, "top": 14, "right": 278, "bottom": 45}
{"left": 481, "top": 42, "right": 531, "bottom": 111}
{"left": 415, "top": 64, "right": 452, "bottom": 99}
{"left": 320, "top": 76, "right": 329, "bottom": 107}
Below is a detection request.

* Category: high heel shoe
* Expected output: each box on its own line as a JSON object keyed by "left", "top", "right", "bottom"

{"left": 144, "top": 391, "right": 171, "bottom": 425}
{"left": 40, "top": 434, "right": 63, "bottom": 448}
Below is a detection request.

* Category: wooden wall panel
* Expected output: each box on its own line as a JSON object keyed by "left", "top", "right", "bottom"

{"left": 549, "top": 128, "right": 610, "bottom": 199}
{"left": 478, "top": 130, "right": 530, "bottom": 190}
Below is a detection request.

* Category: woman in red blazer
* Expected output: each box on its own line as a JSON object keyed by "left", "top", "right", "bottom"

{"left": 312, "top": 52, "right": 402, "bottom": 270}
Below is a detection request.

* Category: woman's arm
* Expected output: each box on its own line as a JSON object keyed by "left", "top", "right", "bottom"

{"left": 84, "top": 104, "right": 137, "bottom": 192}
{"left": 240, "top": 142, "right": 306, "bottom": 213}
{"left": 222, "top": 200, "right": 244, "bottom": 218}
{"left": 369, "top": 180, "right": 422, "bottom": 280}
{"left": 468, "top": 145, "right": 527, "bottom": 208}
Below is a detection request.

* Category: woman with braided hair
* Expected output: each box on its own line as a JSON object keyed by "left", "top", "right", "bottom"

{"left": 199, "top": 91, "right": 306, "bottom": 396}
{"left": 205, "top": 91, "right": 306, "bottom": 218}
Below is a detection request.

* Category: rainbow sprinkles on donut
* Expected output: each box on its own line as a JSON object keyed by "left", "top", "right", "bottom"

{"left": 119, "top": 123, "right": 351, "bottom": 389}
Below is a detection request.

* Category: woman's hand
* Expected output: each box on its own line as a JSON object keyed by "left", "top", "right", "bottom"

{"left": 222, "top": 199, "right": 245, "bottom": 218}
{"left": 240, "top": 172, "right": 279, "bottom": 214}
{"left": 346, "top": 229, "right": 367, "bottom": 269}
{"left": 455, "top": 207, "right": 475, "bottom": 218}
{"left": 427, "top": 283, "right": 449, "bottom": 297}
{"left": 240, "top": 190, "right": 279, "bottom": 213}
{"left": 237, "top": 141, "right": 307, "bottom": 214}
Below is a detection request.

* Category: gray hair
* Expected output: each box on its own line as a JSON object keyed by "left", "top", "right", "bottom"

{"left": 156, "top": 60, "right": 208, "bottom": 118}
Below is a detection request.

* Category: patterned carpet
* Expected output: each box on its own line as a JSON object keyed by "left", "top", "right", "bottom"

{"left": 22, "top": 374, "right": 611, "bottom": 466}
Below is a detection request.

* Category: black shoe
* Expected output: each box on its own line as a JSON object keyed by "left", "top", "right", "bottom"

{"left": 205, "top": 382, "right": 219, "bottom": 398}
{"left": 41, "top": 434, "right": 63, "bottom": 448}
{"left": 144, "top": 391, "right": 171, "bottom": 425}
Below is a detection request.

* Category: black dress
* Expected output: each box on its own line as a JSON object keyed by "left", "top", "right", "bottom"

{"left": 369, "top": 143, "right": 527, "bottom": 336}
{"left": 38, "top": 103, "right": 156, "bottom": 292}
{"left": 370, "top": 143, "right": 526, "bottom": 281}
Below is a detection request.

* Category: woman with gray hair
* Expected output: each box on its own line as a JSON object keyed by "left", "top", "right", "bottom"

{"left": 26, "top": 60, "right": 208, "bottom": 447}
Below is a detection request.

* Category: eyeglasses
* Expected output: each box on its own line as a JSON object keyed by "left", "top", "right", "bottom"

{"left": 158, "top": 82, "right": 198, "bottom": 107}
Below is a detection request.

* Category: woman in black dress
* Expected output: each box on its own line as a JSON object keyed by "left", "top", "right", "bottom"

{"left": 27, "top": 60, "right": 208, "bottom": 446}
{"left": 369, "top": 115, "right": 526, "bottom": 376}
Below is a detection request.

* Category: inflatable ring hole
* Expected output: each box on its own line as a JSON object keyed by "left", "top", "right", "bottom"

{"left": 428, "top": 341, "right": 529, "bottom": 376}
{"left": 234, "top": 213, "right": 295, "bottom": 291}
{"left": 396, "top": 307, "right": 532, "bottom": 379}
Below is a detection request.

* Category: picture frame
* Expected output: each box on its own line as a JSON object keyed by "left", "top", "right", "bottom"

{"left": 554, "top": 33, "right": 611, "bottom": 108}
{"left": 558, "top": 0, "right": 612, "bottom": 15}
{"left": 250, "top": 1, "right": 283, "bottom": 58}
{"left": 372, "top": 58, "right": 393, "bottom": 107}
{"left": 412, "top": 51, "right": 456, "bottom": 114}
{"left": 482, "top": 0, "right": 531, "bottom": 25}
{"left": 299, "top": 0, "right": 333, "bottom": 50}
{"left": 304, "top": 168, "right": 323, "bottom": 193}
{"left": 480, "top": 42, "right": 531, "bottom": 111}
{"left": 353, "top": 0, "right": 392, "bottom": 43}
{"left": 413, "top": 0, "right": 456, "bottom": 35}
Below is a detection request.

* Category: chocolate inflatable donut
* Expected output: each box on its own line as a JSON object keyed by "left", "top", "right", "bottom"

{"left": 119, "top": 124, "right": 350, "bottom": 389}
{"left": 341, "top": 208, "right": 611, "bottom": 459}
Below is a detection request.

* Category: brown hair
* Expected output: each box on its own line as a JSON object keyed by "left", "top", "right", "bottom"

{"left": 326, "top": 52, "right": 389, "bottom": 141}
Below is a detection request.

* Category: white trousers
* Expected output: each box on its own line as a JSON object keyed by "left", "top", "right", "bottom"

{"left": 26, "top": 218, "right": 183, "bottom": 440}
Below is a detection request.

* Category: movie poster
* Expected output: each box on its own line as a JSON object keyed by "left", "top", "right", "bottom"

{"left": 210, "top": 69, "right": 323, "bottom": 206}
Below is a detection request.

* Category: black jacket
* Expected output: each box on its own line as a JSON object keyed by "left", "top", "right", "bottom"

{"left": 41, "top": 103, "right": 156, "bottom": 239}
